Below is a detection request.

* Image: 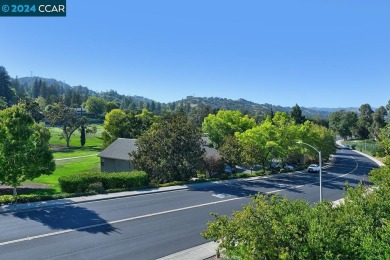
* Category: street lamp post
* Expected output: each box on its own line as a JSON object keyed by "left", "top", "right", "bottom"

{"left": 297, "top": 141, "right": 323, "bottom": 202}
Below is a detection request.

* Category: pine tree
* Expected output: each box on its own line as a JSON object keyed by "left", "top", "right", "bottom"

{"left": 0, "top": 66, "right": 14, "bottom": 105}
{"left": 290, "top": 104, "right": 306, "bottom": 124}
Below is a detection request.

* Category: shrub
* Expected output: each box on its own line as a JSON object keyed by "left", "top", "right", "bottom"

{"left": 237, "top": 173, "right": 250, "bottom": 178}
{"left": 87, "top": 182, "right": 105, "bottom": 193}
{"left": 58, "top": 171, "right": 148, "bottom": 193}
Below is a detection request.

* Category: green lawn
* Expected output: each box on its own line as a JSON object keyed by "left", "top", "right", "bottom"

{"left": 53, "top": 146, "right": 101, "bottom": 159}
{"left": 49, "top": 124, "right": 104, "bottom": 147}
{"left": 30, "top": 156, "right": 101, "bottom": 192}
{"left": 21, "top": 124, "right": 104, "bottom": 194}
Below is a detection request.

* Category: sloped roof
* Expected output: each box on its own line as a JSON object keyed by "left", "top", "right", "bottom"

{"left": 98, "top": 138, "right": 137, "bottom": 160}
{"left": 203, "top": 145, "right": 220, "bottom": 158}
{"left": 201, "top": 136, "right": 220, "bottom": 158}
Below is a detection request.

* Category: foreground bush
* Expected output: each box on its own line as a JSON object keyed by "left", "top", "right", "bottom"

{"left": 58, "top": 171, "right": 149, "bottom": 193}
{"left": 203, "top": 165, "right": 390, "bottom": 259}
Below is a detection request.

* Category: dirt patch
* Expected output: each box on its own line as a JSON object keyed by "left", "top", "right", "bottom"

{"left": 50, "top": 145, "right": 70, "bottom": 152}
{"left": 0, "top": 183, "right": 50, "bottom": 195}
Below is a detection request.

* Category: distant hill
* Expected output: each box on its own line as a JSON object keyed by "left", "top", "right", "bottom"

{"left": 14, "top": 77, "right": 353, "bottom": 119}
{"left": 17, "top": 76, "right": 154, "bottom": 104}
{"left": 175, "top": 96, "right": 336, "bottom": 119}
{"left": 18, "top": 76, "right": 72, "bottom": 90}
{"left": 306, "top": 107, "right": 360, "bottom": 113}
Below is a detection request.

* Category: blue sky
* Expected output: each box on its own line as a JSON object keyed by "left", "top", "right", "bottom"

{"left": 0, "top": 0, "right": 389, "bottom": 108}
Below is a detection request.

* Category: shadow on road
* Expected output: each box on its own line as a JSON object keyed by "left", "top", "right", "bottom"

{"left": 12, "top": 203, "right": 117, "bottom": 235}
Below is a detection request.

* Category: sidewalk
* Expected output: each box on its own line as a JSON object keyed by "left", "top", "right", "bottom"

{"left": 0, "top": 185, "right": 189, "bottom": 213}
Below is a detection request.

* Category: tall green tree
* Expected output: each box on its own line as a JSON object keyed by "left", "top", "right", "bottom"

{"left": 0, "top": 104, "right": 55, "bottom": 198}
{"left": 102, "top": 108, "right": 154, "bottom": 148}
{"left": 13, "top": 76, "right": 26, "bottom": 101}
{"left": 131, "top": 112, "right": 205, "bottom": 184}
{"left": 236, "top": 118, "right": 280, "bottom": 172}
{"left": 290, "top": 104, "right": 306, "bottom": 124}
{"left": 369, "top": 106, "right": 387, "bottom": 140}
{"left": 85, "top": 96, "right": 106, "bottom": 116}
{"left": 272, "top": 112, "right": 300, "bottom": 162}
{"left": 356, "top": 104, "right": 374, "bottom": 139}
{"left": 0, "top": 66, "right": 14, "bottom": 106}
{"left": 329, "top": 110, "right": 358, "bottom": 140}
{"left": 23, "top": 99, "right": 44, "bottom": 122}
{"left": 189, "top": 105, "right": 214, "bottom": 128}
{"left": 45, "top": 103, "right": 87, "bottom": 147}
{"left": 379, "top": 123, "right": 390, "bottom": 156}
{"left": 0, "top": 97, "right": 7, "bottom": 110}
{"left": 202, "top": 110, "right": 256, "bottom": 148}
{"left": 105, "top": 101, "right": 119, "bottom": 113}
{"left": 298, "top": 121, "right": 336, "bottom": 161}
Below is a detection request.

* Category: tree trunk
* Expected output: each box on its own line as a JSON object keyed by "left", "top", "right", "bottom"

{"left": 13, "top": 186, "right": 17, "bottom": 202}
{"left": 66, "top": 136, "right": 71, "bottom": 147}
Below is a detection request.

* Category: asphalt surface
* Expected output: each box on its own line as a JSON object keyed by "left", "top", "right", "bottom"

{"left": 0, "top": 147, "right": 379, "bottom": 260}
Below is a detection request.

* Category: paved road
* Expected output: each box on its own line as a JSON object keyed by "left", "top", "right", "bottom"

{"left": 0, "top": 148, "right": 378, "bottom": 259}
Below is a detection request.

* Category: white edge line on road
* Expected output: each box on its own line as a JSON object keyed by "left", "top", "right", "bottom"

{"left": 0, "top": 197, "right": 242, "bottom": 247}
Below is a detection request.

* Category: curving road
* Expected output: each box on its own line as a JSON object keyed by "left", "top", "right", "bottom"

{"left": 0, "top": 148, "right": 378, "bottom": 259}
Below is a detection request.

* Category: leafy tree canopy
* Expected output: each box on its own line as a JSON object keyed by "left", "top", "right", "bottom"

{"left": 290, "top": 104, "right": 306, "bottom": 124}
{"left": 0, "top": 66, "right": 14, "bottom": 106}
{"left": 102, "top": 108, "right": 155, "bottom": 148}
{"left": 202, "top": 110, "right": 256, "bottom": 148}
{"left": 0, "top": 104, "right": 55, "bottom": 198}
{"left": 85, "top": 96, "right": 106, "bottom": 115}
{"left": 45, "top": 103, "right": 87, "bottom": 147}
{"left": 131, "top": 112, "right": 205, "bottom": 184}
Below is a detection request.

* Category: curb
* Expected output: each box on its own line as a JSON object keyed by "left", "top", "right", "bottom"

{"left": 337, "top": 139, "right": 384, "bottom": 167}
{"left": 158, "top": 242, "right": 219, "bottom": 260}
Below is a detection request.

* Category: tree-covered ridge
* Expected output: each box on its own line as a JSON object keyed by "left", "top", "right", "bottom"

{"left": 1, "top": 66, "right": 345, "bottom": 119}
{"left": 177, "top": 96, "right": 334, "bottom": 120}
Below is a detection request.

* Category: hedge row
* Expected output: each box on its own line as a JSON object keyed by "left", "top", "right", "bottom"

{"left": 58, "top": 171, "right": 149, "bottom": 193}
{"left": 0, "top": 192, "right": 94, "bottom": 205}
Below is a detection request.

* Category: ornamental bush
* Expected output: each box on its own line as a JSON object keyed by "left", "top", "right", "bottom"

{"left": 58, "top": 171, "right": 149, "bottom": 193}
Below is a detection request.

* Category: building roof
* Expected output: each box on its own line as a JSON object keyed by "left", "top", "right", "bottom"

{"left": 203, "top": 145, "right": 220, "bottom": 158}
{"left": 98, "top": 138, "right": 137, "bottom": 160}
{"left": 201, "top": 136, "right": 220, "bottom": 158}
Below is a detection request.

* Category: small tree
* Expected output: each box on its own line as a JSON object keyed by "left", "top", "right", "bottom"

{"left": 0, "top": 104, "right": 55, "bottom": 199}
{"left": 45, "top": 103, "right": 87, "bottom": 147}
{"left": 91, "top": 125, "right": 97, "bottom": 136}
